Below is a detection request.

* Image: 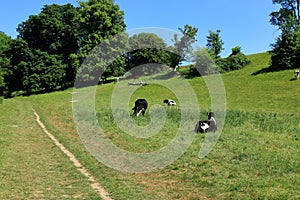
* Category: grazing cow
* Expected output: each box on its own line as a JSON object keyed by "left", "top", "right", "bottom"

{"left": 195, "top": 112, "right": 217, "bottom": 133}
{"left": 132, "top": 99, "right": 148, "bottom": 116}
{"left": 163, "top": 99, "right": 176, "bottom": 106}
{"left": 294, "top": 70, "right": 299, "bottom": 80}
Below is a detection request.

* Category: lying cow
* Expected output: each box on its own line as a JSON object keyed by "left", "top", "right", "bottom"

{"left": 195, "top": 112, "right": 217, "bottom": 133}
{"left": 163, "top": 99, "right": 176, "bottom": 106}
{"left": 295, "top": 70, "right": 299, "bottom": 80}
{"left": 132, "top": 99, "right": 148, "bottom": 116}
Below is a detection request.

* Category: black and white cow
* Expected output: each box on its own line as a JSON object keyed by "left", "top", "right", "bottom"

{"left": 132, "top": 99, "right": 148, "bottom": 116}
{"left": 195, "top": 112, "right": 217, "bottom": 133}
{"left": 163, "top": 99, "right": 176, "bottom": 106}
{"left": 294, "top": 70, "right": 299, "bottom": 80}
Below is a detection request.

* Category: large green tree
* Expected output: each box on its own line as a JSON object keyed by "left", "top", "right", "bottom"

{"left": 4, "top": 0, "right": 127, "bottom": 95}
{"left": 17, "top": 3, "right": 79, "bottom": 86}
{"left": 270, "top": 0, "right": 300, "bottom": 34}
{"left": 4, "top": 39, "right": 67, "bottom": 96}
{"left": 127, "top": 32, "right": 171, "bottom": 75}
{"left": 17, "top": 4, "right": 79, "bottom": 60}
{"left": 77, "top": 0, "right": 126, "bottom": 58}
{"left": 171, "top": 24, "right": 198, "bottom": 68}
{"left": 270, "top": 26, "right": 300, "bottom": 69}
{"left": 0, "top": 32, "right": 12, "bottom": 94}
{"left": 76, "top": 32, "right": 129, "bottom": 85}
{"left": 270, "top": 0, "right": 300, "bottom": 69}
{"left": 73, "top": 0, "right": 126, "bottom": 83}
{"left": 206, "top": 29, "right": 224, "bottom": 59}
{"left": 3, "top": 39, "right": 31, "bottom": 95}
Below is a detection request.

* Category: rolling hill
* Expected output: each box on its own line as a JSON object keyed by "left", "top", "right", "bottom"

{"left": 0, "top": 52, "right": 299, "bottom": 199}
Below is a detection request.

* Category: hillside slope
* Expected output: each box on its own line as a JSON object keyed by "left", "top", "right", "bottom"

{"left": 222, "top": 52, "right": 300, "bottom": 114}
{"left": 0, "top": 52, "right": 299, "bottom": 199}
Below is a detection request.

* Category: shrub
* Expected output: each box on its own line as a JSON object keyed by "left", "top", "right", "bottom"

{"left": 217, "top": 46, "right": 250, "bottom": 72}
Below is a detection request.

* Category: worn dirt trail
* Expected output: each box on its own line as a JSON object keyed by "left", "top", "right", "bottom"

{"left": 33, "top": 109, "right": 113, "bottom": 200}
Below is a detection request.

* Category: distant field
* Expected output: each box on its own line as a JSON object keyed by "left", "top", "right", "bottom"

{"left": 0, "top": 52, "right": 299, "bottom": 199}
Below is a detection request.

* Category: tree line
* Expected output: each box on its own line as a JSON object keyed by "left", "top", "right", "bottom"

{"left": 0, "top": 0, "right": 125, "bottom": 97}
{"left": 1, "top": 0, "right": 293, "bottom": 98}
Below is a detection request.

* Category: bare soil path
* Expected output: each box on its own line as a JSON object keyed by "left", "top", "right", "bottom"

{"left": 33, "top": 109, "right": 113, "bottom": 200}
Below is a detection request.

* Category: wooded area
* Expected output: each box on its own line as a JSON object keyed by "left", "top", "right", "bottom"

{"left": 0, "top": 0, "right": 298, "bottom": 97}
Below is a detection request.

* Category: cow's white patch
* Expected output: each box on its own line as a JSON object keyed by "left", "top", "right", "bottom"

{"left": 200, "top": 123, "right": 209, "bottom": 131}
{"left": 168, "top": 100, "right": 176, "bottom": 106}
{"left": 164, "top": 99, "right": 176, "bottom": 106}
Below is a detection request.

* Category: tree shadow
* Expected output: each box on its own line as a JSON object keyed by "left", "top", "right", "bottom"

{"left": 252, "top": 65, "right": 300, "bottom": 82}
{"left": 152, "top": 71, "right": 179, "bottom": 80}
{"left": 251, "top": 65, "right": 283, "bottom": 76}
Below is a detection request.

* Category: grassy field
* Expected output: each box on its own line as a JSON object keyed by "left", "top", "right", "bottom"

{"left": 0, "top": 52, "right": 299, "bottom": 199}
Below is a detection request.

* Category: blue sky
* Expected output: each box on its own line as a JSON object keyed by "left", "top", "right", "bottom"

{"left": 0, "top": 0, "right": 280, "bottom": 56}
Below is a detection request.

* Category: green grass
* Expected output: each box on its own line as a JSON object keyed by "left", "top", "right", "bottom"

{"left": 0, "top": 98, "right": 100, "bottom": 199}
{"left": 0, "top": 52, "right": 300, "bottom": 199}
{"left": 221, "top": 52, "right": 300, "bottom": 114}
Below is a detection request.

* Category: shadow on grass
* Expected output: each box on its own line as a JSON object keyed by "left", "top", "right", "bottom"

{"left": 152, "top": 71, "right": 179, "bottom": 80}
{"left": 252, "top": 65, "right": 299, "bottom": 81}
{"left": 251, "top": 65, "right": 282, "bottom": 76}
{"left": 290, "top": 77, "right": 299, "bottom": 81}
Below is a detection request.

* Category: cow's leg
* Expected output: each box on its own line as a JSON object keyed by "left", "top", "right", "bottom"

{"left": 136, "top": 109, "right": 143, "bottom": 117}
{"left": 142, "top": 109, "right": 146, "bottom": 116}
{"left": 194, "top": 122, "right": 200, "bottom": 133}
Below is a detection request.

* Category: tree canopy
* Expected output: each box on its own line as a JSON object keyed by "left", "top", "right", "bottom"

{"left": 126, "top": 32, "right": 171, "bottom": 76}
{"left": 76, "top": 0, "right": 126, "bottom": 59}
{"left": 0, "top": 32, "right": 12, "bottom": 91}
{"left": 270, "top": 0, "right": 300, "bottom": 34}
{"left": 172, "top": 24, "right": 198, "bottom": 67}
{"left": 0, "top": 0, "right": 126, "bottom": 97}
{"left": 17, "top": 4, "right": 79, "bottom": 58}
{"left": 206, "top": 29, "right": 224, "bottom": 59}
{"left": 270, "top": 0, "right": 300, "bottom": 70}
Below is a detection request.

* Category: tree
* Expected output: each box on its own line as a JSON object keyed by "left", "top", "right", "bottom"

{"left": 100, "top": 32, "right": 129, "bottom": 78}
{"left": 206, "top": 29, "right": 224, "bottom": 59}
{"left": 3, "top": 38, "right": 67, "bottom": 96}
{"left": 171, "top": 24, "right": 198, "bottom": 68}
{"left": 4, "top": 38, "right": 34, "bottom": 95}
{"left": 270, "top": 26, "right": 300, "bottom": 69}
{"left": 75, "top": 32, "right": 129, "bottom": 85}
{"left": 17, "top": 4, "right": 79, "bottom": 60}
{"left": 270, "top": 0, "right": 300, "bottom": 35}
{"left": 4, "top": 0, "right": 127, "bottom": 93}
{"left": 221, "top": 46, "right": 250, "bottom": 71}
{"left": 270, "top": 0, "right": 300, "bottom": 70}
{"left": 0, "top": 32, "right": 11, "bottom": 55}
{"left": 73, "top": 0, "right": 127, "bottom": 83}
{"left": 21, "top": 50, "right": 67, "bottom": 94}
{"left": 0, "top": 32, "right": 12, "bottom": 94}
{"left": 17, "top": 3, "right": 79, "bottom": 87}
{"left": 126, "top": 32, "right": 171, "bottom": 75}
{"left": 77, "top": 0, "right": 126, "bottom": 58}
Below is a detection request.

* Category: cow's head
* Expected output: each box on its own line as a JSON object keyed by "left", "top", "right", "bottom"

{"left": 207, "top": 112, "right": 215, "bottom": 119}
